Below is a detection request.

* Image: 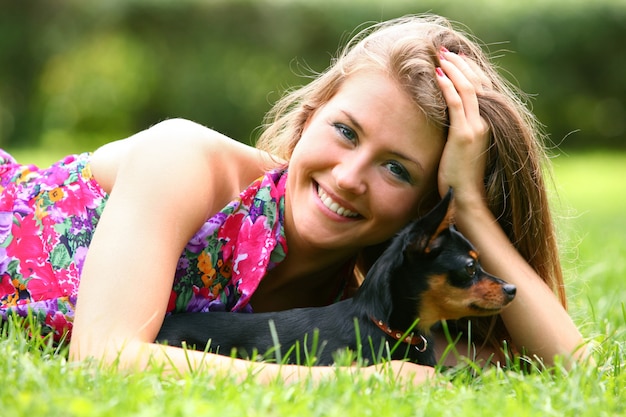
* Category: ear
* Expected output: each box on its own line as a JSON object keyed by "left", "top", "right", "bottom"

{"left": 409, "top": 187, "right": 455, "bottom": 253}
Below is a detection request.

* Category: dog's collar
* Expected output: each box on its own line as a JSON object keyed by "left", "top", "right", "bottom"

{"left": 370, "top": 316, "right": 428, "bottom": 352}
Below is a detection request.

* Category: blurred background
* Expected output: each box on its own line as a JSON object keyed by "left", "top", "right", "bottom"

{"left": 1, "top": 0, "right": 625, "bottom": 156}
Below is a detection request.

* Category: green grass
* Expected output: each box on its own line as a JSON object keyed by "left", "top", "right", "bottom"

{"left": 552, "top": 153, "right": 626, "bottom": 337}
{"left": 1, "top": 151, "right": 625, "bottom": 416}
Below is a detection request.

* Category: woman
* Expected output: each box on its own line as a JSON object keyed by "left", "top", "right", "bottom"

{"left": 0, "top": 14, "right": 584, "bottom": 384}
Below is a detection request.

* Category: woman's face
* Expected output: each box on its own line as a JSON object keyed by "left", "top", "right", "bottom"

{"left": 286, "top": 70, "right": 445, "bottom": 255}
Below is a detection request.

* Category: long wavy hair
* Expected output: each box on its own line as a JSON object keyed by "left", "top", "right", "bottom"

{"left": 256, "top": 14, "right": 565, "bottom": 352}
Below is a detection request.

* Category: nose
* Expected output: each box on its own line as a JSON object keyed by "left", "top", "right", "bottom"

{"left": 332, "top": 157, "right": 367, "bottom": 194}
{"left": 502, "top": 284, "right": 516, "bottom": 301}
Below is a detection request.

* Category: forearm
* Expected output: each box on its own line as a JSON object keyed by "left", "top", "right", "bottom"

{"left": 118, "top": 341, "right": 308, "bottom": 383}
{"left": 454, "top": 202, "right": 586, "bottom": 365}
{"left": 70, "top": 339, "right": 436, "bottom": 385}
{"left": 71, "top": 336, "right": 312, "bottom": 383}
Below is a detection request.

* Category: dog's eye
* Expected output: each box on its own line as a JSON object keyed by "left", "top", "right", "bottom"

{"left": 465, "top": 261, "right": 477, "bottom": 278}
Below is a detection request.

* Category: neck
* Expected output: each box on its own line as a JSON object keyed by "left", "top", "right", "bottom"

{"left": 279, "top": 223, "right": 360, "bottom": 288}
{"left": 250, "top": 252, "right": 355, "bottom": 312}
{"left": 269, "top": 255, "right": 348, "bottom": 289}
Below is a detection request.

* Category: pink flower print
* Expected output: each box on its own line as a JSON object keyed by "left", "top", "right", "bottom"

{"left": 269, "top": 171, "right": 287, "bottom": 201}
{"left": 22, "top": 264, "right": 63, "bottom": 301}
{"left": 59, "top": 154, "right": 77, "bottom": 166}
{"left": 39, "top": 164, "right": 70, "bottom": 189}
{"left": 45, "top": 310, "right": 72, "bottom": 342}
{"left": 0, "top": 274, "right": 15, "bottom": 300}
{"left": 0, "top": 183, "right": 18, "bottom": 213}
{"left": 239, "top": 182, "right": 260, "bottom": 206}
{"left": 54, "top": 263, "right": 81, "bottom": 298}
{"left": 219, "top": 212, "right": 246, "bottom": 261}
{"left": 231, "top": 216, "right": 275, "bottom": 311}
{"left": 7, "top": 214, "right": 43, "bottom": 261}
{"left": 50, "top": 184, "right": 88, "bottom": 217}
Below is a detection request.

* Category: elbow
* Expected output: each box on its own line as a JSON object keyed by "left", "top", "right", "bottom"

{"left": 69, "top": 331, "right": 155, "bottom": 371}
{"left": 68, "top": 327, "right": 112, "bottom": 362}
{"left": 68, "top": 326, "right": 145, "bottom": 364}
{"left": 68, "top": 332, "right": 98, "bottom": 362}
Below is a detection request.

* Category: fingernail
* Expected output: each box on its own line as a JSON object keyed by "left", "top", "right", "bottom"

{"left": 435, "top": 67, "right": 445, "bottom": 77}
{"left": 440, "top": 46, "right": 450, "bottom": 53}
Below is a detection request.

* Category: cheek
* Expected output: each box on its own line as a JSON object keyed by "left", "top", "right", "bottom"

{"left": 292, "top": 127, "right": 329, "bottom": 162}
{"left": 374, "top": 189, "right": 423, "bottom": 227}
{"left": 289, "top": 136, "right": 319, "bottom": 172}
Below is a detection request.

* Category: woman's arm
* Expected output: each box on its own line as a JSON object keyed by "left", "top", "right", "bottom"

{"left": 89, "top": 339, "right": 436, "bottom": 385}
{"left": 435, "top": 51, "right": 586, "bottom": 366}
{"left": 454, "top": 203, "right": 585, "bottom": 365}
{"left": 70, "top": 119, "right": 263, "bottom": 362}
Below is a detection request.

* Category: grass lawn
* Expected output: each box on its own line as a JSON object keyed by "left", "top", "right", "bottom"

{"left": 1, "top": 150, "right": 624, "bottom": 417}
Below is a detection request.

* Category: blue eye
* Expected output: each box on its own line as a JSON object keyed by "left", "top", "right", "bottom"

{"left": 334, "top": 123, "right": 357, "bottom": 142}
{"left": 385, "top": 161, "right": 412, "bottom": 183}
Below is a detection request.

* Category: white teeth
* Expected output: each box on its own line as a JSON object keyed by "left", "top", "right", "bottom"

{"left": 317, "top": 186, "right": 359, "bottom": 218}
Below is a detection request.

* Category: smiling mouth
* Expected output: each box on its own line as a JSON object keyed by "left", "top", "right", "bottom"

{"left": 316, "top": 185, "right": 360, "bottom": 218}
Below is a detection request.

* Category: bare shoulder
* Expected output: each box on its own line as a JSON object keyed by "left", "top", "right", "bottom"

{"left": 92, "top": 118, "right": 271, "bottom": 199}
{"left": 89, "top": 118, "right": 276, "bottom": 239}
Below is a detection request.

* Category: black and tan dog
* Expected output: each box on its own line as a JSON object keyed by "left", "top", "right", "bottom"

{"left": 156, "top": 189, "right": 516, "bottom": 366}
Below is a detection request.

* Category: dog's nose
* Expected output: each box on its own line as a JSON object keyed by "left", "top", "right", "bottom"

{"left": 503, "top": 284, "right": 516, "bottom": 300}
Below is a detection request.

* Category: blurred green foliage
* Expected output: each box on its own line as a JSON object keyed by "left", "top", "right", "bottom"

{"left": 1, "top": 0, "right": 624, "bottom": 153}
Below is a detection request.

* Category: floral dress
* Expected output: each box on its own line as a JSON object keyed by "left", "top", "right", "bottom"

{"left": 0, "top": 150, "right": 107, "bottom": 342}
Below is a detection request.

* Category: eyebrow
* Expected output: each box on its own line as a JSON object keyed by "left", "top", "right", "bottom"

{"left": 390, "top": 150, "right": 425, "bottom": 175}
{"left": 341, "top": 110, "right": 425, "bottom": 174}
{"left": 341, "top": 110, "right": 365, "bottom": 135}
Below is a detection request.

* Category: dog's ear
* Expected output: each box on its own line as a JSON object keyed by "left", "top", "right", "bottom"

{"left": 409, "top": 187, "right": 455, "bottom": 254}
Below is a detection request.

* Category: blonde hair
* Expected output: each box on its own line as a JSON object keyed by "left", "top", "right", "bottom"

{"left": 256, "top": 14, "right": 565, "bottom": 350}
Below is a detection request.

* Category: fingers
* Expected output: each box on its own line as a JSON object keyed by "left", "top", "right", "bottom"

{"left": 435, "top": 47, "right": 488, "bottom": 136}
{"left": 440, "top": 48, "right": 492, "bottom": 93}
{"left": 434, "top": 47, "right": 491, "bottom": 201}
{"left": 463, "top": 57, "right": 493, "bottom": 93}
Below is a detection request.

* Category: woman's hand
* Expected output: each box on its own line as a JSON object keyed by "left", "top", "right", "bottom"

{"left": 295, "top": 360, "right": 438, "bottom": 387}
{"left": 375, "top": 360, "right": 438, "bottom": 386}
{"left": 435, "top": 48, "right": 491, "bottom": 209}
{"left": 434, "top": 52, "right": 587, "bottom": 367}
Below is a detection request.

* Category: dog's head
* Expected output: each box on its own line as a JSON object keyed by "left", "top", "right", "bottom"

{"left": 397, "top": 188, "right": 516, "bottom": 332}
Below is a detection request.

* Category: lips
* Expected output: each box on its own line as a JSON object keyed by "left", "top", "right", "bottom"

{"left": 316, "top": 185, "right": 360, "bottom": 218}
